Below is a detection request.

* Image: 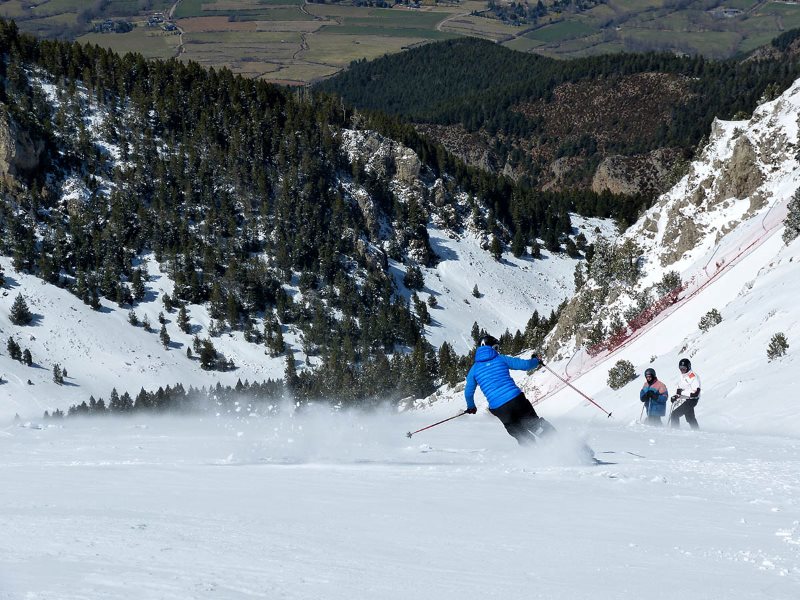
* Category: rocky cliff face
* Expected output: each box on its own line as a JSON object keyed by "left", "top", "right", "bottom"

{"left": 339, "top": 128, "right": 467, "bottom": 267}
{"left": 0, "top": 104, "right": 43, "bottom": 187}
{"left": 591, "top": 149, "right": 685, "bottom": 198}
{"left": 414, "top": 73, "right": 695, "bottom": 197}
{"left": 545, "top": 76, "right": 800, "bottom": 358}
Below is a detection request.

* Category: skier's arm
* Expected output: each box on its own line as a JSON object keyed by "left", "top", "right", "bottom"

{"left": 500, "top": 355, "right": 539, "bottom": 371}
{"left": 639, "top": 386, "right": 649, "bottom": 402}
{"left": 656, "top": 382, "right": 668, "bottom": 404}
{"left": 688, "top": 374, "right": 701, "bottom": 397}
{"left": 464, "top": 368, "right": 478, "bottom": 411}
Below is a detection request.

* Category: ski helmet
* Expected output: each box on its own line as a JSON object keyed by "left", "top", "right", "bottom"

{"left": 678, "top": 358, "right": 691, "bottom": 371}
{"left": 479, "top": 334, "right": 499, "bottom": 349}
{"left": 644, "top": 368, "right": 656, "bottom": 379}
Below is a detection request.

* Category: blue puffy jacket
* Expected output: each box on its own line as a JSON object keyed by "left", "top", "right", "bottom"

{"left": 640, "top": 380, "right": 668, "bottom": 417}
{"left": 465, "top": 346, "right": 539, "bottom": 410}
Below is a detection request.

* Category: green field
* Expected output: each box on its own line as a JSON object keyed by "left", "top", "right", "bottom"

{"left": 80, "top": 29, "right": 180, "bottom": 60}
{"left": 525, "top": 20, "right": 596, "bottom": 43}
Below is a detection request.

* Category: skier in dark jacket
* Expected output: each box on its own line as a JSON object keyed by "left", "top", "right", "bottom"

{"left": 464, "top": 334, "right": 555, "bottom": 445}
{"left": 639, "top": 367, "right": 668, "bottom": 426}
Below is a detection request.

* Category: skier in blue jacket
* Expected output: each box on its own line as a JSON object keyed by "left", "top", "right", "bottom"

{"left": 464, "top": 334, "right": 555, "bottom": 445}
{"left": 639, "top": 367, "right": 668, "bottom": 426}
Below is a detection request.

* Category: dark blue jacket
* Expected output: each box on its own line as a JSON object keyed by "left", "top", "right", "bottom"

{"left": 465, "top": 346, "right": 539, "bottom": 410}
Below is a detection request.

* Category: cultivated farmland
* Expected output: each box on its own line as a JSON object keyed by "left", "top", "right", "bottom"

{"left": 2, "top": 0, "right": 799, "bottom": 84}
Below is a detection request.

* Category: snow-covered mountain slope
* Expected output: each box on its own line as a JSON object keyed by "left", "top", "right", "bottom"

{"left": 0, "top": 79, "right": 611, "bottom": 420}
{"left": 401, "top": 215, "right": 614, "bottom": 353}
{"left": 0, "top": 208, "right": 608, "bottom": 421}
{"left": 426, "top": 78, "right": 800, "bottom": 436}
{"left": 340, "top": 127, "right": 616, "bottom": 354}
{"left": 0, "top": 256, "right": 294, "bottom": 421}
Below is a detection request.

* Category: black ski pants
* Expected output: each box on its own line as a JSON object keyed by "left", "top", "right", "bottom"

{"left": 489, "top": 393, "right": 555, "bottom": 445}
{"left": 670, "top": 398, "right": 699, "bottom": 429}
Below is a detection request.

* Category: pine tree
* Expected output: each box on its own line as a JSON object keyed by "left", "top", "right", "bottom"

{"left": 272, "top": 327, "right": 285, "bottom": 356}
{"left": 22, "top": 348, "right": 32, "bottom": 366}
{"left": 607, "top": 360, "right": 635, "bottom": 390}
{"left": 159, "top": 324, "right": 171, "bottom": 349}
{"left": 9, "top": 294, "right": 32, "bottom": 325}
{"left": 698, "top": 308, "right": 722, "bottom": 332}
{"left": 472, "top": 285, "right": 481, "bottom": 298}
{"left": 403, "top": 264, "right": 424, "bottom": 290}
{"left": 53, "top": 363, "right": 64, "bottom": 385}
{"left": 284, "top": 350, "right": 299, "bottom": 392}
{"left": 511, "top": 229, "right": 526, "bottom": 258}
{"left": 199, "top": 339, "right": 217, "bottom": 370}
{"left": 177, "top": 306, "right": 191, "bottom": 333}
{"left": 490, "top": 236, "right": 503, "bottom": 260}
{"left": 767, "top": 332, "right": 789, "bottom": 361}
{"left": 6, "top": 338, "right": 21, "bottom": 361}
{"left": 782, "top": 187, "right": 800, "bottom": 245}
{"left": 471, "top": 321, "right": 481, "bottom": 344}
{"left": 108, "top": 389, "right": 121, "bottom": 411}
{"left": 120, "top": 391, "right": 133, "bottom": 411}
{"left": 131, "top": 268, "right": 146, "bottom": 301}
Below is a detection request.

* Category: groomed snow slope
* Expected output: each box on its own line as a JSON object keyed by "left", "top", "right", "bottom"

{"left": 0, "top": 413, "right": 798, "bottom": 599}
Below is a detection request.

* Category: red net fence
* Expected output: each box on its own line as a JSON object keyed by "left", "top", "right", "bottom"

{"left": 528, "top": 196, "right": 791, "bottom": 407}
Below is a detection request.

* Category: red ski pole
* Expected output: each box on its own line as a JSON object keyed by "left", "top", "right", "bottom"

{"left": 406, "top": 410, "right": 468, "bottom": 438}
{"left": 542, "top": 364, "right": 613, "bottom": 418}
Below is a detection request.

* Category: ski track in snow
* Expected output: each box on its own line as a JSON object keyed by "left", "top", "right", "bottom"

{"left": 1, "top": 413, "right": 798, "bottom": 600}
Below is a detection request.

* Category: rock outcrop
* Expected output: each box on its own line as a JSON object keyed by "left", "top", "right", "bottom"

{"left": 0, "top": 104, "right": 43, "bottom": 186}
{"left": 592, "top": 149, "right": 685, "bottom": 198}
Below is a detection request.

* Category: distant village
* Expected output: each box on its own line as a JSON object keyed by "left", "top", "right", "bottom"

{"left": 93, "top": 12, "right": 177, "bottom": 35}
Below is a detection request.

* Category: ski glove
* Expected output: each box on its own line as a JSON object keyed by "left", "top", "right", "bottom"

{"left": 465, "top": 407, "right": 477, "bottom": 414}
{"left": 532, "top": 353, "right": 543, "bottom": 365}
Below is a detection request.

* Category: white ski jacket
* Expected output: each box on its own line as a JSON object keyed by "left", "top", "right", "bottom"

{"left": 678, "top": 370, "right": 701, "bottom": 399}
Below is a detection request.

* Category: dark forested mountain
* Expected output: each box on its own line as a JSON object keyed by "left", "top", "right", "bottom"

{"left": 316, "top": 36, "right": 800, "bottom": 193}
{"left": 1, "top": 19, "right": 616, "bottom": 407}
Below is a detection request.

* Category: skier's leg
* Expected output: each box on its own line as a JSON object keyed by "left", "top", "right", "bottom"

{"left": 685, "top": 399, "right": 699, "bottom": 430}
{"left": 491, "top": 394, "right": 542, "bottom": 445}
{"left": 514, "top": 393, "right": 556, "bottom": 440}
{"left": 506, "top": 421, "right": 538, "bottom": 446}
{"left": 490, "top": 398, "right": 536, "bottom": 445}
{"left": 669, "top": 402, "right": 685, "bottom": 428}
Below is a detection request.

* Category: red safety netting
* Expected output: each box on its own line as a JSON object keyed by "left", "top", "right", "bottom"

{"left": 528, "top": 196, "right": 790, "bottom": 407}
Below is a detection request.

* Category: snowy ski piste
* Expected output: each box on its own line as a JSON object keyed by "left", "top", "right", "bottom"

{"left": 1, "top": 408, "right": 798, "bottom": 599}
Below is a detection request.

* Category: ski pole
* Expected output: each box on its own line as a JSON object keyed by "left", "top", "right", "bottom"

{"left": 541, "top": 364, "right": 613, "bottom": 418}
{"left": 406, "top": 410, "right": 468, "bottom": 438}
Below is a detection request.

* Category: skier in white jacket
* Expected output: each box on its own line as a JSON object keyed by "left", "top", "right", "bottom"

{"left": 670, "top": 357, "right": 700, "bottom": 429}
